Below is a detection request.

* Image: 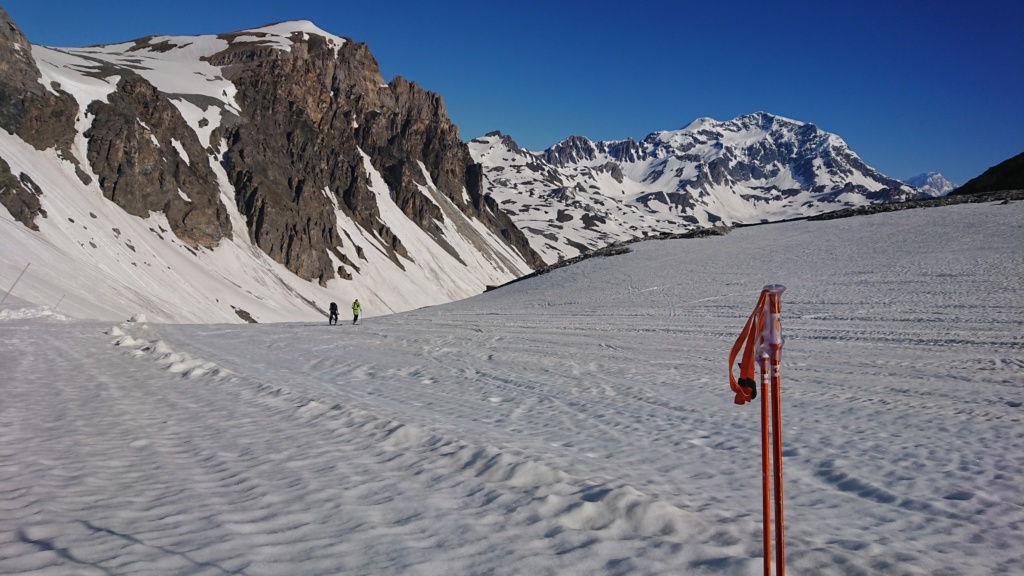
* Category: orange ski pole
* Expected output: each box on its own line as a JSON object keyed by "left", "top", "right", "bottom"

{"left": 761, "top": 285, "right": 786, "bottom": 576}
{"left": 729, "top": 285, "right": 786, "bottom": 576}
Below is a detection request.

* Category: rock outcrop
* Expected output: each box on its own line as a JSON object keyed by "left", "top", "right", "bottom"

{"left": 86, "top": 74, "right": 231, "bottom": 249}
{"left": 0, "top": 5, "right": 86, "bottom": 224}
{"left": 950, "top": 151, "right": 1024, "bottom": 196}
{"left": 0, "top": 155, "right": 45, "bottom": 230}
{"left": 208, "top": 29, "right": 541, "bottom": 283}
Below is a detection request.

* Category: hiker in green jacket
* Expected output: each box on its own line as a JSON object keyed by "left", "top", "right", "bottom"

{"left": 352, "top": 299, "right": 361, "bottom": 324}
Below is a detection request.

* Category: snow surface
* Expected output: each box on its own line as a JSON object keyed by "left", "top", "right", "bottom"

{"left": 1, "top": 201, "right": 1022, "bottom": 575}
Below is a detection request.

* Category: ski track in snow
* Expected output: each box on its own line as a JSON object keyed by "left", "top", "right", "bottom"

{"left": 1, "top": 201, "right": 1022, "bottom": 575}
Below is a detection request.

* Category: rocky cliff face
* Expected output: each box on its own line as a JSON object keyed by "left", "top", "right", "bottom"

{"left": 0, "top": 155, "right": 44, "bottom": 230}
{"left": 206, "top": 32, "right": 543, "bottom": 283}
{"left": 0, "top": 6, "right": 83, "bottom": 227}
{"left": 206, "top": 27, "right": 542, "bottom": 283}
{"left": 85, "top": 74, "right": 231, "bottom": 249}
{"left": 0, "top": 7, "right": 76, "bottom": 155}
{"left": 0, "top": 15, "right": 539, "bottom": 293}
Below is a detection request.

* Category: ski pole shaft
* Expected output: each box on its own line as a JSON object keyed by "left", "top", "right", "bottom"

{"left": 765, "top": 287, "right": 786, "bottom": 576}
{"left": 771, "top": 358, "right": 785, "bottom": 576}
{"left": 759, "top": 353, "right": 772, "bottom": 576}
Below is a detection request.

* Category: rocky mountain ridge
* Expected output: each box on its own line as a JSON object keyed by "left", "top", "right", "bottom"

{"left": 469, "top": 113, "right": 934, "bottom": 263}
{"left": 950, "top": 152, "right": 1024, "bottom": 196}
{"left": 0, "top": 11, "right": 538, "bottom": 322}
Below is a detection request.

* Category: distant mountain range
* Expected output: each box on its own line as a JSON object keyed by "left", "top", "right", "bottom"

{"left": 469, "top": 113, "right": 934, "bottom": 262}
{"left": 904, "top": 172, "right": 957, "bottom": 197}
{"left": 0, "top": 11, "right": 979, "bottom": 321}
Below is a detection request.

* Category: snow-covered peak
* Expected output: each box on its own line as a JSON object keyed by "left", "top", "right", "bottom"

{"left": 30, "top": 18, "right": 355, "bottom": 141}
{"left": 680, "top": 117, "right": 717, "bottom": 131}
{"left": 46, "top": 19, "right": 347, "bottom": 62}
{"left": 651, "top": 112, "right": 812, "bottom": 152}
{"left": 904, "top": 172, "right": 956, "bottom": 197}
{"left": 247, "top": 19, "right": 345, "bottom": 40}
{"left": 468, "top": 132, "right": 534, "bottom": 165}
{"left": 740, "top": 111, "right": 805, "bottom": 127}
{"left": 222, "top": 20, "right": 349, "bottom": 53}
{"left": 680, "top": 112, "right": 806, "bottom": 134}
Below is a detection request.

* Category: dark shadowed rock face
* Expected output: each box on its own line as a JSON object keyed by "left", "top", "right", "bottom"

{"left": 211, "top": 36, "right": 388, "bottom": 283}
{"left": 0, "top": 155, "right": 46, "bottom": 230}
{"left": 0, "top": 7, "right": 86, "bottom": 197}
{"left": 951, "top": 151, "right": 1024, "bottom": 196}
{"left": 85, "top": 74, "right": 231, "bottom": 249}
{"left": 210, "top": 33, "right": 541, "bottom": 283}
{"left": 0, "top": 6, "right": 50, "bottom": 134}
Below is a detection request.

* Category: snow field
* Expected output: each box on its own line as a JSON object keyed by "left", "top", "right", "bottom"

{"left": 1, "top": 200, "right": 1021, "bottom": 575}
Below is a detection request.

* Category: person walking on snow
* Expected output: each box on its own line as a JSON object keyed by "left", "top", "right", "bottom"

{"left": 352, "top": 299, "right": 361, "bottom": 324}
{"left": 328, "top": 302, "right": 338, "bottom": 325}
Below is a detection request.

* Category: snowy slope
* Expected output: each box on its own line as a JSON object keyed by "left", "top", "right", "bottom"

{"left": 470, "top": 113, "right": 924, "bottom": 263}
{"left": 0, "top": 22, "right": 532, "bottom": 323}
{"left": 2, "top": 200, "right": 1021, "bottom": 575}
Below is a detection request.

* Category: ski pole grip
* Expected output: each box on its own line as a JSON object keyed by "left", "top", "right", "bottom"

{"left": 760, "top": 284, "right": 786, "bottom": 361}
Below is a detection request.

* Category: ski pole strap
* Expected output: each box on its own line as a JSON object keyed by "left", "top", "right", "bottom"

{"left": 729, "top": 290, "right": 767, "bottom": 405}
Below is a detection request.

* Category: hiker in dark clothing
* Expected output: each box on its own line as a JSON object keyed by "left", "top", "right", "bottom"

{"left": 328, "top": 302, "right": 339, "bottom": 325}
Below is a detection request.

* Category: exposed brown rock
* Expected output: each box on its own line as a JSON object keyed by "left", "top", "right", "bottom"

{"left": 0, "top": 7, "right": 85, "bottom": 187}
{"left": 211, "top": 36, "right": 384, "bottom": 284}
{"left": 85, "top": 74, "right": 231, "bottom": 249}
{"left": 0, "top": 155, "right": 46, "bottom": 229}
{"left": 210, "top": 31, "right": 541, "bottom": 283}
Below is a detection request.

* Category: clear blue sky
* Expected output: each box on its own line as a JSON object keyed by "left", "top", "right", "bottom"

{"left": 3, "top": 0, "right": 1022, "bottom": 184}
